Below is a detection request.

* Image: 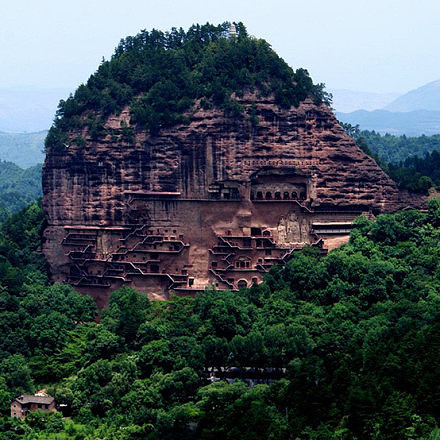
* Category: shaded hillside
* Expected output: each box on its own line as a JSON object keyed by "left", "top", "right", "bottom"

{"left": 359, "top": 130, "right": 440, "bottom": 164}
{"left": 0, "top": 131, "right": 46, "bottom": 168}
{"left": 362, "top": 130, "right": 440, "bottom": 194}
{"left": 0, "top": 161, "right": 42, "bottom": 221}
{"left": 341, "top": 124, "right": 440, "bottom": 195}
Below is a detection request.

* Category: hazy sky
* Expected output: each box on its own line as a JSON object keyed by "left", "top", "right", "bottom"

{"left": 1, "top": 0, "right": 439, "bottom": 94}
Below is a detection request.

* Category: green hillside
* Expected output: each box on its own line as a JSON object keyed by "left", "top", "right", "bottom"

{"left": 46, "top": 22, "right": 331, "bottom": 150}
{"left": 1, "top": 202, "right": 440, "bottom": 438}
{"left": 359, "top": 130, "right": 440, "bottom": 164}
{"left": 341, "top": 123, "right": 440, "bottom": 194}
{"left": 0, "top": 161, "right": 42, "bottom": 221}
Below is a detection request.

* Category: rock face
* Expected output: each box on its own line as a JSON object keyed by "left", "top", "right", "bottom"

{"left": 43, "top": 94, "right": 425, "bottom": 306}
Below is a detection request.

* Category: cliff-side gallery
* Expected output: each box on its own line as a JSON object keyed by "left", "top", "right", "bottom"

{"left": 42, "top": 24, "right": 425, "bottom": 306}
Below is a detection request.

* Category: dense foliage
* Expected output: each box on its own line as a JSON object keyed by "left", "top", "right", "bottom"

{"left": 359, "top": 130, "right": 440, "bottom": 164}
{"left": 386, "top": 151, "right": 440, "bottom": 194}
{"left": 2, "top": 201, "right": 440, "bottom": 438}
{"left": 45, "top": 22, "right": 331, "bottom": 150}
{"left": 341, "top": 123, "right": 440, "bottom": 195}
{"left": 0, "top": 162, "right": 42, "bottom": 221}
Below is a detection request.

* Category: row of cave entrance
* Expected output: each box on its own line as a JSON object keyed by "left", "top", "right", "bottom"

{"left": 250, "top": 191, "right": 306, "bottom": 201}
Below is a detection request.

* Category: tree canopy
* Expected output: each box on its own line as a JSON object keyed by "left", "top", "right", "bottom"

{"left": 46, "top": 22, "right": 331, "bottom": 150}
{"left": 0, "top": 162, "right": 42, "bottom": 221}
{"left": 1, "top": 201, "right": 440, "bottom": 438}
{"left": 341, "top": 123, "right": 440, "bottom": 195}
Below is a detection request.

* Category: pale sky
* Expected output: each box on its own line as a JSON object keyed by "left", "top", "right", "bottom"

{"left": 1, "top": 0, "right": 439, "bottom": 94}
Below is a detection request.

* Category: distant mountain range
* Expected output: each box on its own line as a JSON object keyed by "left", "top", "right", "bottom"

{"left": 334, "top": 79, "right": 440, "bottom": 136}
{"left": 336, "top": 110, "right": 440, "bottom": 137}
{"left": 330, "top": 89, "right": 399, "bottom": 113}
{"left": 0, "top": 87, "right": 68, "bottom": 133}
{"left": 0, "top": 131, "right": 46, "bottom": 168}
{"left": 0, "top": 86, "right": 64, "bottom": 167}
{"left": 384, "top": 79, "right": 440, "bottom": 112}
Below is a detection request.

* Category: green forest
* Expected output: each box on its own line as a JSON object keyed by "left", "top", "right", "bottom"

{"left": 1, "top": 201, "right": 440, "bottom": 439}
{"left": 45, "top": 22, "right": 330, "bottom": 150}
{"left": 358, "top": 130, "right": 440, "bottom": 164}
{"left": 0, "top": 162, "right": 42, "bottom": 221}
{"left": 341, "top": 124, "right": 440, "bottom": 195}
{"left": 4, "top": 20, "right": 440, "bottom": 440}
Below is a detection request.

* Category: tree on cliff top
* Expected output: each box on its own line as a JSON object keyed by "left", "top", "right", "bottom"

{"left": 45, "top": 22, "right": 331, "bottom": 149}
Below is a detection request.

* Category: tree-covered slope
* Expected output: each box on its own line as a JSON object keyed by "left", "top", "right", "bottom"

{"left": 45, "top": 22, "right": 331, "bottom": 151}
{"left": 359, "top": 130, "right": 440, "bottom": 164}
{"left": 341, "top": 123, "right": 440, "bottom": 194}
{"left": 2, "top": 202, "right": 440, "bottom": 438}
{"left": 0, "top": 161, "right": 42, "bottom": 221}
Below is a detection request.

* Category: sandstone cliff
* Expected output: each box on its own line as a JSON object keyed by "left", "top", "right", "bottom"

{"left": 43, "top": 94, "right": 418, "bottom": 225}
{"left": 42, "top": 24, "right": 426, "bottom": 305}
{"left": 43, "top": 93, "right": 426, "bottom": 305}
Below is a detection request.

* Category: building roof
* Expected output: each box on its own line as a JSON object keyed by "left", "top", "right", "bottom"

{"left": 13, "top": 394, "right": 54, "bottom": 405}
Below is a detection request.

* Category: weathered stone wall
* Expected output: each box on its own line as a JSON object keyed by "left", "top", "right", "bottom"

{"left": 42, "top": 94, "right": 426, "bottom": 304}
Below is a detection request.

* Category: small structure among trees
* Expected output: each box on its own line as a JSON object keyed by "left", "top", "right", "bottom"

{"left": 11, "top": 394, "right": 56, "bottom": 419}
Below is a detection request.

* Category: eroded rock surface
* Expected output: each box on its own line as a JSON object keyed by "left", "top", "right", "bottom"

{"left": 43, "top": 95, "right": 425, "bottom": 306}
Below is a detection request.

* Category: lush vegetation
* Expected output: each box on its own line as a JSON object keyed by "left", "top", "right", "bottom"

{"left": 46, "top": 22, "right": 331, "bottom": 150}
{"left": 0, "top": 162, "right": 42, "bottom": 221}
{"left": 2, "top": 202, "right": 440, "bottom": 438}
{"left": 386, "top": 151, "right": 440, "bottom": 194}
{"left": 342, "top": 123, "right": 440, "bottom": 194}
{"left": 359, "top": 130, "right": 440, "bottom": 164}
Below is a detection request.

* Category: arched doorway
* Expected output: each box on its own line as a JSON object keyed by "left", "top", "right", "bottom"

{"left": 237, "top": 279, "right": 247, "bottom": 290}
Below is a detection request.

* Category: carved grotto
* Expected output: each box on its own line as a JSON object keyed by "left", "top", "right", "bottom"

{"left": 42, "top": 91, "right": 426, "bottom": 307}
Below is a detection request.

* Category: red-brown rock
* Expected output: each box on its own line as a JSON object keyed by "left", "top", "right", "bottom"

{"left": 42, "top": 93, "right": 426, "bottom": 307}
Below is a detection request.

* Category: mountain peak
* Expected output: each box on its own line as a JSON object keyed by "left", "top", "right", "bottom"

{"left": 42, "top": 24, "right": 425, "bottom": 302}
{"left": 383, "top": 79, "right": 440, "bottom": 112}
{"left": 45, "top": 22, "right": 331, "bottom": 151}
